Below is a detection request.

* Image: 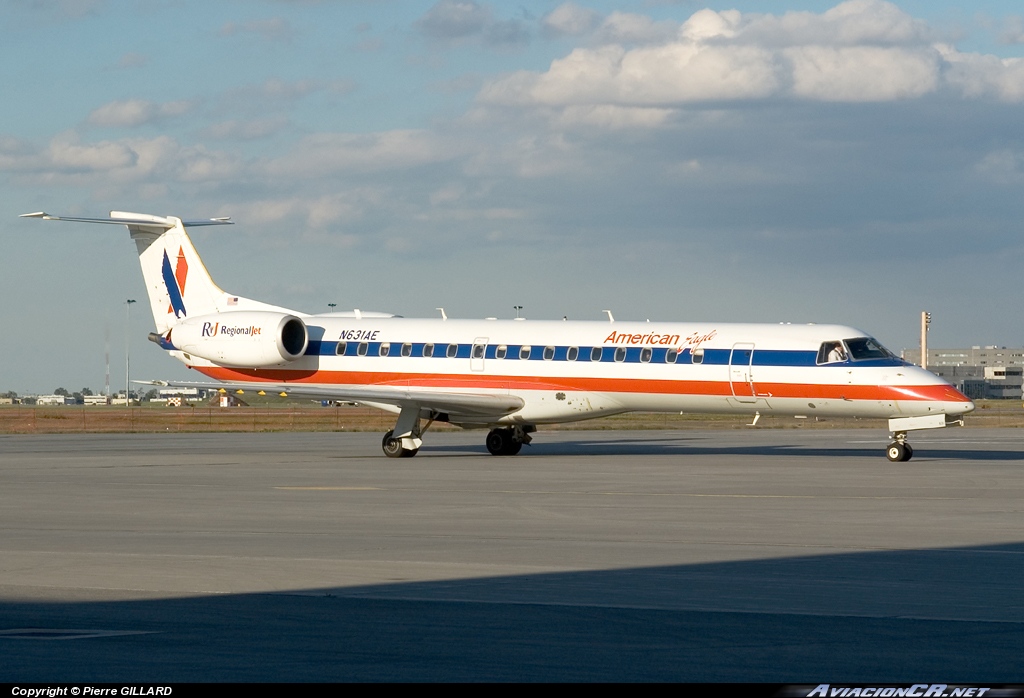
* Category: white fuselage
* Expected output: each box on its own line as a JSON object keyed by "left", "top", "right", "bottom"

{"left": 176, "top": 317, "right": 974, "bottom": 427}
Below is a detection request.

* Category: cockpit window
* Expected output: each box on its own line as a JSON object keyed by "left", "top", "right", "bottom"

{"left": 817, "top": 341, "right": 847, "bottom": 365}
{"left": 844, "top": 337, "right": 895, "bottom": 361}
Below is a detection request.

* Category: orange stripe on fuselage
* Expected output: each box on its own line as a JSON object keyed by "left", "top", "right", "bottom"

{"left": 195, "top": 367, "right": 970, "bottom": 404}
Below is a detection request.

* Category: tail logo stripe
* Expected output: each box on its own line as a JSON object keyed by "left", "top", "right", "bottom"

{"left": 162, "top": 249, "right": 187, "bottom": 318}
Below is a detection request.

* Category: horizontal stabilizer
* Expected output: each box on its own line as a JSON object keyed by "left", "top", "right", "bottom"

{"left": 20, "top": 212, "right": 233, "bottom": 229}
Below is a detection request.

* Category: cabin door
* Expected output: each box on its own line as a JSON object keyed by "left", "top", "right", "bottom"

{"left": 729, "top": 343, "right": 757, "bottom": 403}
{"left": 471, "top": 337, "right": 488, "bottom": 372}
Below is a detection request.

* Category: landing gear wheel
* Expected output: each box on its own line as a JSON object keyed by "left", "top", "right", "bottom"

{"left": 886, "top": 442, "right": 911, "bottom": 462}
{"left": 382, "top": 430, "right": 405, "bottom": 458}
{"left": 486, "top": 428, "right": 522, "bottom": 456}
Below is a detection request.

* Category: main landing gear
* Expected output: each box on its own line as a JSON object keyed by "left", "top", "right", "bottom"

{"left": 485, "top": 426, "right": 533, "bottom": 456}
{"left": 382, "top": 430, "right": 418, "bottom": 458}
{"left": 379, "top": 403, "right": 536, "bottom": 458}
{"left": 380, "top": 404, "right": 434, "bottom": 458}
{"left": 886, "top": 432, "right": 914, "bottom": 462}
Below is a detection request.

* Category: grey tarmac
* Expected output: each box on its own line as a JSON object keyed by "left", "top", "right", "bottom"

{"left": 0, "top": 428, "right": 1022, "bottom": 682}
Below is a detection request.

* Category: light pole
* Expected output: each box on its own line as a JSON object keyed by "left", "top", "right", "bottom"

{"left": 125, "top": 299, "right": 136, "bottom": 406}
{"left": 921, "top": 311, "right": 931, "bottom": 370}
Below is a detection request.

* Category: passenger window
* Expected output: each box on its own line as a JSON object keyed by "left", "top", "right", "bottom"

{"left": 401, "top": 343, "right": 412, "bottom": 357}
{"left": 543, "top": 346, "right": 554, "bottom": 360}
{"left": 640, "top": 347, "right": 652, "bottom": 363}
{"left": 496, "top": 345, "right": 507, "bottom": 359}
{"left": 379, "top": 342, "right": 390, "bottom": 357}
{"left": 423, "top": 343, "right": 434, "bottom": 358}
{"left": 692, "top": 348, "right": 704, "bottom": 364}
{"left": 446, "top": 343, "right": 458, "bottom": 358}
{"left": 614, "top": 347, "right": 626, "bottom": 362}
{"left": 591, "top": 347, "right": 602, "bottom": 362}
{"left": 567, "top": 346, "right": 579, "bottom": 361}
{"left": 666, "top": 348, "right": 678, "bottom": 364}
{"left": 336, "top": 341, "right": 347, "bottom": 356}
{"left": 520, "top": 346, "right": 531, "bottom": 360}
{"left": 473, "top": 344, "right": 484, "bottom": 359}
{"left": 357, "top": 342, "right": 368, "bottom": 356}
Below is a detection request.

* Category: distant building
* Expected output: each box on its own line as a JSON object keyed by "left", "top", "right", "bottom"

{"left": 83, "top": 395, "right": 110, "bottom": 406}
{"left": 902, "top": 346, "right": 1024, "bottom": 399}
{"left": 903, "top": 346, "right": 1024, "bottom": 368}
{"left": 35, "top": 394, "right": 74, "bottom": 406}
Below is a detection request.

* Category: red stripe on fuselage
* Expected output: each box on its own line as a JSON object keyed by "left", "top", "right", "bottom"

{"left": 196, "top": 366, "right": 970, "bottom": 404}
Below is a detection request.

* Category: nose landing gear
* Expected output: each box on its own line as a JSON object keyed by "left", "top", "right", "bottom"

{"left": 886, "top": 432, "right": 913, "bottom": 462}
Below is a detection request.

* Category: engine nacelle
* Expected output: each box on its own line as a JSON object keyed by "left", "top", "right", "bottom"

{"left": 167, "top": 311, "right": 309, "bottom": 367}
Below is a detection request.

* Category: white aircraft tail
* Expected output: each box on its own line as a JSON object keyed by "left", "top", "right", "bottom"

{"left": 21, "top": 211, "right": 292, "bottom": 333}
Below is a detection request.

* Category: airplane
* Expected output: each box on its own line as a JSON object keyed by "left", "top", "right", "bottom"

{"left": 21, "top": 210, "right": 975, "bottom": 462}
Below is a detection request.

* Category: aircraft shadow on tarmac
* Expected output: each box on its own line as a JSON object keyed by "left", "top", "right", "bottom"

{"left": 3, "top": 542, "right": 1023, "bottom": 683}
{"left": 439, "top": 436, "right": 1024, "bottom": 461}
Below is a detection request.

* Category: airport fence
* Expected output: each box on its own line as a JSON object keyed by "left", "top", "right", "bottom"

{"left": 0, "top": 405, "right": 402, "bottom": 434}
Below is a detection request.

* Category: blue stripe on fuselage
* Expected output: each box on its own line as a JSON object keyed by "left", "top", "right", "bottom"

{"left": 298, "top": 340, "right": 907, "bottom": 368}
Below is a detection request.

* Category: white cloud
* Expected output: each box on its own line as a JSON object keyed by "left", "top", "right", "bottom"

{"left": 46, "top": 131, "right": 136, "bottom": 171}
{"left": 543, "top": 3, "right": 601, "bottom": 38}
{"left": 416, "top": 0, "right": 528, "bottom": 47}
{"left": 941, "top": 46, "right": 1024, "bottom": 102}
{"left": 416, "top": 1, "right": 492, "bottom": 39}
{"left": 739, "top": 0, "right": 932, "bottom": 46}
{"left": 203, "top": 118, "right": 290, "bottom": 141}
{"left": 114, "top": 52, "right": 147, "bottom": 69}
{"left": 974, "top": 149, "right": 1024, "bottom": 184}
{"left": 556, "top": 105, "right": 675, "bottom": 129}
{"left": 480, "top": 43, "right": 780, "bottom": 107}
{"left": 785, "top": 45, "right": 939, "bottom": 101}
{"left": 0, "top": 131, "right": 242, "bottom": 191}
{"left": 477, "top": 0, "right": 1024, "bottom": 119}
{"left": 999, "top": 17, "right": 1024, "bottom": 45}
{"left": 87, "top": 99, "right": 194, "bottom": 128}
{"left": 219, "top": 18, "right": 294, "bottom": 41}
{"left": 595, "top": 11, "right": 679, "bottom": 45}
{"left": 239, "top": 190, "right": 384, "bottom": 232}
{"left": 265, "top": 130, "right": 456, "bottom": 177}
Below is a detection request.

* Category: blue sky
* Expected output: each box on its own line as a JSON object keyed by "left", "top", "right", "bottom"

{"left": 3, "top": 0, "right": 1024, "bottom": 394}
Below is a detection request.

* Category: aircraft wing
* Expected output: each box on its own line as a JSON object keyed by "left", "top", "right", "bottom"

{"left": 138, "top": 380, "right": 524, "bottom": 419}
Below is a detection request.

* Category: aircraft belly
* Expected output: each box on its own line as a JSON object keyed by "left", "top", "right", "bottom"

{"left": 497, "top": 390, "right": 626, "bottom": 424}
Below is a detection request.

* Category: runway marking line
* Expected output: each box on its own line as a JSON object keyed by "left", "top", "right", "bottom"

{"left": 275, "top": 486, "right": 381, "bottom": 491}
{"left": 0, "top": 628, "right": 159, "bottom": 640}
{"left": 272, "top": 486, "right": 964, "bottom": 500}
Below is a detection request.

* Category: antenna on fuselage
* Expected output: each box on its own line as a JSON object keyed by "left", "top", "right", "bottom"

{"left": 603, "top": 310, "right": 614, "bottom": 322}
{"left": 436, "top": 307, "right": 447, "bottom": 321}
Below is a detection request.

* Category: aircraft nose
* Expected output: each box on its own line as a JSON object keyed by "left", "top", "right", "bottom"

{"left": 943, "top": 385, "right": 974, "bottom": 414}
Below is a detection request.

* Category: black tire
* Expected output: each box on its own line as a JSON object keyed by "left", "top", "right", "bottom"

{"left": 382, "top": 430, "right": 404, "bottom": 458}
{"left": 901, "top": 444, "right": 913, "bottom": 462}
{"left": 886, "top": 443, "right": 906, "bottom": 462}
{"left": 505, "top": 440, "right": 522, "bottom": 456}
{"left": 486, "top": 429, "right": 508, "bottom": 456}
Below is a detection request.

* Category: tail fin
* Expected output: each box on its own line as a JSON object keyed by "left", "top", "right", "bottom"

{"left": 21, "top": 211, "right": 294, "bottom": 333}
